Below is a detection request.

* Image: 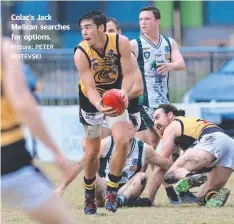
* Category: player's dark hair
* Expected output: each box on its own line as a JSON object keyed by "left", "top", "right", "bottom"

{"left": 156, "top": 104, "right": 185, "bottom": 117}
{"left": 129, "top": 114, "right": 138, "bottom": 128}
{"left": 140, "top": 6, "right": 161, "bottom": 20}
{"left": 79, "top": 11, "right": 106, "bottom": 31}
{"left": 106, "top": 17, "right": 121, "bottom": 31}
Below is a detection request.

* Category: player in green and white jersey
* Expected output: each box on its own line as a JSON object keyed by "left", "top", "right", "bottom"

{"left": 131, "top": 6, "right": 185, "bottom": 150}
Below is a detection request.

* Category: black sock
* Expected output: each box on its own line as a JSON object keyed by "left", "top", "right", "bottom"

{"left": 165, "top": 186, "right": 179, "bottom": 201}
{"left": 84, "top": 176, "right": 96, "bottom": 195}
{"left": 107, "top": 174, "right": 122, "bottom": 191}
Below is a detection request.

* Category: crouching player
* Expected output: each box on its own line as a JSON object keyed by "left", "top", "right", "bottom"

{"left": 150, "top": 104, "right": 233, "bottom": 208}
{"left": 56, "top": 117, "right": 173, "bottom": 208}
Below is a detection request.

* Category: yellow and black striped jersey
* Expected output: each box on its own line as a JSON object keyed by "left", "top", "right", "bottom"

{"left": 173, "top": 116, "right": 221, "bottom": 150}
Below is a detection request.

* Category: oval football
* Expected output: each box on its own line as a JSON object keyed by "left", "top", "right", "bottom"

{"left": 102, "top": 89, "right": 125, "bottom": 115}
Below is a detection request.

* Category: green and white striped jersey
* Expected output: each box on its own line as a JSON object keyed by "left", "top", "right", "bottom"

{"left": 132, "top": 34, "right": 172, "bottom": 108}
{"left": 98, "top": 136, "right": 146, "bottom": 184}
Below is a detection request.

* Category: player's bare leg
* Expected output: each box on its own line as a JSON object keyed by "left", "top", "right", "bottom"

{"left": 83, "top": 136, "right": 101, "bottom": 215}
{"left": 104, "top": 121, "right": 132, "bottom": 213}
{"left": 29, "top": 195, "right": 76, "bottom": 224}
{"left": 197, "top": 166, "right": 232, "bottom": 207}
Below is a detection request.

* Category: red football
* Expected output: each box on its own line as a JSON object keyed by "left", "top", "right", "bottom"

{"left": 102, "top": 89, "right": 126, "bottom": 115}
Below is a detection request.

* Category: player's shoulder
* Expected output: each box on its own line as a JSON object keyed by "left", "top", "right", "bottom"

{"left": 118, "top": 34, "right": 130, "bottom": 43}
{"left": 130, "top": 38, "right": 138, "bottom": 46}
{"left": 74, "top": 40, "right": 89, "bottom": 57}
{"left": 161, "top": 35, "right": 175, "bottom": 45}
{"left": 106, "top": 33, "right": 117, "bottom": 39}
{"left": 76, "top": 40, "right": 88, "bottom": 51}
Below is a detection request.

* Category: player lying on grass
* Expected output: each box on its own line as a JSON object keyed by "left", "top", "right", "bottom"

{"left": 56, "top": 117, "right": 173, "bottom": 207}
{"left": 149, "top": 104, "right": 233, "bottom": 208}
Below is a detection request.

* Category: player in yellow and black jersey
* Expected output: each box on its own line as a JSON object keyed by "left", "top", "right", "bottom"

{"left": 1, "top": 37, "right": 76, "bottom": 224}
{"left": 74, "top": 11, "right": 134, "bottom": 214}
{"left": 149, "top": 104, "right": 234, "bottom": 208}
{"left": 76, "top": 32, "right": 122, "bottom": 112}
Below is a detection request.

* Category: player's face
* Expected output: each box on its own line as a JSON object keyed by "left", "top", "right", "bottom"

{"left": 139, "top": 11, "right": 159, "bottom": 34}
{"left": 80, "top": 19, "right": 104, "bottom": 47}
{"left": 106, "top": 21, "right": 121, "bottom": 34}
{"left": 153, "top": 108, "right": 171, "bottom": 135}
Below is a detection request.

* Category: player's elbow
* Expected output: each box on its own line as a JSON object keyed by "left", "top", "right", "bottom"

{"left": 136, "top": 86, "right": 143, "bottom": 97}
{"left": 13, "top": 100, "right": 32, "bottom": 117}
{"left": 180, "top": 60, "right": 186, "bottom": 70}
{"left": 177, "top": 60, "right": 186, "bottom": 71}
{"left": 11, "top": 92, "right": 37, "bottom": 118}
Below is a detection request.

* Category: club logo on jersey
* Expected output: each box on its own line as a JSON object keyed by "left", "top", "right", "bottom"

{"left": 93, "top": 62, "right": 98, "bottom": 70}
{"left": 150, "top": 60, "right": 163, "bottom": 77}
{"left": 91, "top": 58, "right": 99, "bottom": 70}
{"left": 144, "top": 51, "right": 150, "bottom": 59}
{"left": 132, "top": 158, "right": 138, "bottom": 165}
{"left": 93, "top": 53, "right": 120, "bottom": 86}
{"left": 150, "top": 60, "right": 157, "bottom": 71}
{"left": 165, "top": 46, "right": 170, "bottom": 53}
{"left": 108, "top": 50, "right": 114, "bottom": 56}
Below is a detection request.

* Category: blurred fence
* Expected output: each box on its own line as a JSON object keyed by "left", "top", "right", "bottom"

{"left": 23, "top": 47, "right": 234, "bottom": 105}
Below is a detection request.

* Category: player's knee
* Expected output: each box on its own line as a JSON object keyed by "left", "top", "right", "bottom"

{"left": 113, "top": 135, "right": 129, "bottom": 149}
{"left": 164, "top": 171, "right": 178, "bottom": 184}
{"left": 85, "top": 148, "right": 99, "bottom": 160}
{"left": 136, "top": 172, "right": 148, "bottom": 186}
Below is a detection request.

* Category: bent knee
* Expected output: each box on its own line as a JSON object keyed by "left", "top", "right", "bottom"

{"left": 113, "top": 136, "right": 129, "bottom": 148}
{"left": 135, "top": 172, "right": 148, "bottom": 185}
{"left": 85, "top": 150, "right": 99, "bottom": 160}
{"left": 164, "top": 171, "right": 179, "bottom": 184}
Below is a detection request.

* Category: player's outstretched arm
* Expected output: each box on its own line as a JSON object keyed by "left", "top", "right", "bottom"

{"left": 145, "top": 144, "right": 173, "bottom": 171}
{"left": 128, "top": 53, "right": 144, "bottom": 100}
{"left": 56, "top": 158, "right": 84, "bottom": 196}
{"left": 2, "top": 38, "right": 72, "bottom": 180}
{"left": 148, "top": 124, "right": 176, "bottom": 203}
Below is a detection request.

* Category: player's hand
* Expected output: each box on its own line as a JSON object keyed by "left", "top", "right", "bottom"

{"left": 119, "top": 89, "right": 129, "bottom": 108}
{"left": 157, "top": 63, "right": 174, "bottom": 75}
{"left": 54, "top": 153, "right": 73, "bottom": 181}
{"left": 96, "top": 99, "right": 119, "bottom": 117}
{"left": 55, "top": 186, "right": 65, "bottom": 196}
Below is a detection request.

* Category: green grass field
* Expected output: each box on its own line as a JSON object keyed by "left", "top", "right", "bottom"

{"left": 2, "top": 162, "right": 234, "bottom": 224}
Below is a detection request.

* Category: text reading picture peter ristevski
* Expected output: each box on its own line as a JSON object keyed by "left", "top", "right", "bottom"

{"left": 10, "top": 13, "right": 70, "bottom": 60}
